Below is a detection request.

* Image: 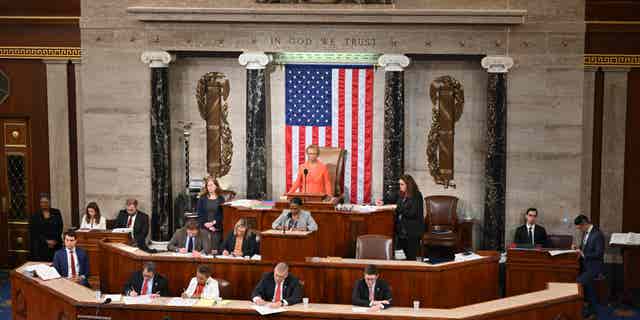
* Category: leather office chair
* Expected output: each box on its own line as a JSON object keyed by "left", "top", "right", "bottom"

{"left": 215, "top": 278, "right": 231, "bottom": 298}
{"left": 355, "top": 235, "right": 394, "bottom": 260}
{"left": 547, "top": 234, "right": 573, "bottom": 249}
{"left": 423, "top": 195, "right": 459, "bottom": 249}
{"left": 317, "top": 146, "right": 346, "bottom": 198}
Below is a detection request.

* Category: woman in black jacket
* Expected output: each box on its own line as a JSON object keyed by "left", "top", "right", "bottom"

{"left": 29, "top": 193, "right": 63, "bottom": 261}
{"left": 221, "top": 219, "right": 259, "bottom": 257}
{"left": 196, "top": 176, "right": 225, "bottom": 252}
{"left": 377, "top": 174, "right": 424, "bottom": 260}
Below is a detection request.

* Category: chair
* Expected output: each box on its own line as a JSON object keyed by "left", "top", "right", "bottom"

{"left": 356, "top": 235, "right": 393, "bottom": 260}
{"left": 106, "top": 219, "right": 117, "bottom": 230}
{"left": 215, "top": 278, "right": 231, "bottom": 298}
{"left": 547, "top": 234, "right": 573, "bottom": 249}
{"left": 423, "top": 195, "right": 459, "bottom": 249}
{"left": 317, "top": 146, "right": 346, "bottom": 198}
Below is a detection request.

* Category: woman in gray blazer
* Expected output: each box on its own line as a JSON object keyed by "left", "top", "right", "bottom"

{"left": 271, "top": 198, "right": 318, "bottom": 232}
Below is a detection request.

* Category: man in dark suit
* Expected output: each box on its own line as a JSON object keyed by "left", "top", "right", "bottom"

{"left": 513, "top": 208, "right": 548, "bottom": 247}
{"left": 352, "top": 265, "right": 392, "bottom": 311}
{"left": 114, "top": 198, "right": 150, "bottom": 250}
{"left": 573, "top": 214, "right": 605, "bottom": 318}
{"left": 123, "top": 262, "right": 169, "bottom": 297}
{"left": 167, "top": 220, "right": 211, "bottom": 255}
{"left": 251, "top": 262, "right": 303, "bottom": 307}
{"left": 52, "top": 230, "right": 90, "bottom": 287}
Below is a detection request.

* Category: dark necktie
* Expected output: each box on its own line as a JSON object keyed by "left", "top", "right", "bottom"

{"left": 187, "top": 236, "right": 194, "bottom": 253}
{"left": 127, "top": 215, "right": 133, "bottom": 228}
{"left": 528, "top": 227, "right": 534, "bottom": 245}
{"left": 69, "top": 250, "right": 77, "bottom": 277}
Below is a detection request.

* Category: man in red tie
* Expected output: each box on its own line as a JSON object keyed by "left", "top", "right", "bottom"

{"left": 114, "top": 199, "right": 150, "bottom": 250}
{"left": 52, "top": 230, "right": 90, "bottom": 287}
{"left": 351, "top": 265, "right": 392, "bottom": 311}
{"left": 123, "top": 261, "right": 169, "bottom": 297}
{"left": 251, "top": 262, "right": 303, "bottom": 308}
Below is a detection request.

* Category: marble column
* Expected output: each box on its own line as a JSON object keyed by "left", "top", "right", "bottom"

{"left": 141, "top": 51, "right": 174, "bottom": 241}
{"left": 378, "top": 54, "right": 410, "bottom": 203}
{"left": 481, "top": 56, "right": 513, "bottom": 251}
{"left": 44, "top": 59, "right": 72, "bottom": 231}
{"left": 239, "top": 52, "right": 271, "bottom": 199}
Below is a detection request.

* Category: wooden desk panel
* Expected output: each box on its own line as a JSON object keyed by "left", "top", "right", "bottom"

{"left": 260, "top": 230, "right": 318, "bottom": 262}
{"left": 99, "top": 242, "right": 500, "bottom": 308}
{"left": 505, "top": 249, "right": 580, "bottom": 297}
{"left": 11, "top": 264, "right": 583, "bottom": 320}
{"left": 75, "top": 230, "right": 130, "bottom": 278}
{"left": 223, "top": 205, "right": 395, "bottom": 258}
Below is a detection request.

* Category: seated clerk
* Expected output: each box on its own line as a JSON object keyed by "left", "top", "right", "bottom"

{"left": 182, "top": 264, "right": 220, "bottom": 299}
{"left": 221, "top": 219, "right": 259, "bottom": 257}
{"left": 513, "top": 208, "right": 548, "bottom": 247}
{"left": 114, "top": 198, "right": 150, "bottom": 250}
{"left": 123, "top": 261, "right": 169, "bottom": 297}
{"left": 52, "top": 230, "right": 90, "bottom": 287}
{"left": 167, "top": 220, "right": 211, "bottom": 256}
{"left": 352, "top": 265, "right": 392, "bottom": 311}
{"left": 271, "top": 197, "right": 318, "bottom": 232}
{"left": 251, "top": 262, "right": 303, "bottom": 308}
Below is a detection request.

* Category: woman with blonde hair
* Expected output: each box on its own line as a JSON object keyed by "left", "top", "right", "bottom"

{"left": 196, "top": 176, "right": 225, "bottom": 252}
{"left": 221, "top": 218, "right": 259, "bottom": 257}
{"left": 287, "top": 144, "right": 333, "bottom": 196}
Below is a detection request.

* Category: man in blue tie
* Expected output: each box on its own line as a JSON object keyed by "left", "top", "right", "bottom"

{"left": 52, "top": 230, "right": 90, "bottom": 287}
{"left": 167, "top": 220, "right": 211, "bottom": 256}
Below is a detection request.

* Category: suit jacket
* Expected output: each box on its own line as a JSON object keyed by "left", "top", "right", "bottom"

{"left": 580, "top": 226, "right": 605, "bottom": 274}
{"left": 167, "top": 227, "right": 211, "bottom": 253}
{"left": 514, "top": 224, "right": 548, "bottom": 247}
{"left": 395, "top": 191, "right": 425, "bottom": 238}
{"left": 114, "top": 210, "right": 149, "bottom": 249}
{"left": 123, "top": 271, "right": 169, "bottom": 297}
{"left": 29, "top": 208, "right": 63, "bottom": 262}
{"left": 272, "top": 210, "right": 318, "bottom": 232}
{"left": 52, "top": 247, "right": 89, "bottom": 279}
{"left": 221, "top": 231, "right": 259, "bottom": 256}
{"left": 352, "top": 279, "right": 393, "bottom": 308}
{"left": 251, "top": 272, "right": 303, "bottom": 305}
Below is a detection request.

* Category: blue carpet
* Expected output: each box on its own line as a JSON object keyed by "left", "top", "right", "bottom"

{"left": 0, "top": 271, "right": 10, "bottom": 320}
{"left": 597, "top": 305, "right": 640, "bottom": 320}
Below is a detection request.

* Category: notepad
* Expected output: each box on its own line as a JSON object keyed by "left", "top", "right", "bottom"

{"left": 25, "top": 264, "right": 61, "bottom": 280}
{"left": 195, "top": 299, "right": 216, "bottom": 307}
{"left": 252, "top": 305, "right": 286, "bottom": 315}
{"left": 167, "top": 297, "right": 197, "bottom": 307}
{"left": 123, "top": 295, "right": 152, "bottom": 305}
{"left": 351, "top": 307, "right": 370, "bottom": 313}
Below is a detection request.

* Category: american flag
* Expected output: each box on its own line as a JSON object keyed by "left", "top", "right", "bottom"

{"left": 285, "top": 64, "right": 374, "bottom": 204}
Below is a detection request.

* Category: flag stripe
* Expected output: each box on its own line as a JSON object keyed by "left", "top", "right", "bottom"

{"left": 291, "top": 126, "right": 299, "bottom": 186}
{"left": 286, "top": 125, "right": 292, "bottom": 191}
{"left": 364, "top": 69, "right": 374, "bottom": 203}
{"left": 343, "top": 69, "right": 353, "bottom": 202}
{"left": 357, "top": 69, "right": 366, "bottom": 204}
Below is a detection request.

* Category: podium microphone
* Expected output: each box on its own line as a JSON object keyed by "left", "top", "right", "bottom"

{"left": 303, "top": 168, "right": 309, "bottom": 193}
{"left": 95, "top": 297, "right": 112, "bottom": 316}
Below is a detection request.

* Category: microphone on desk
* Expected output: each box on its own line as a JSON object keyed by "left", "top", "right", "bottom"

{"left": 303, "top": 168, "right": 309, "bottom": 193}
{"left": 95, "top": 297, "right": 112, "bottom": 316}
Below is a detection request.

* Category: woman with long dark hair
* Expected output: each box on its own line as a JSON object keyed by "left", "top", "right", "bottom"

{"left": 29, "top": 193, "right": 63, "bottom": 261}
{"left": 196, "top": 176, "right": 225, "bottom": 252}
{"left": 80, "top": 202, "right": 106, "bottom": 230}
{"left": 377, "top": 174, "right": 424, "bottom": 260}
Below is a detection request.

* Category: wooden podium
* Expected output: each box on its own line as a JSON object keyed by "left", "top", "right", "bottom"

{"left": 610, "top": 243, "right": 640, "bottom": 295}
{"left": 506, "top": 248, "right": 580, "bottom": 296}
{"left": 75, "top": 230, "right": 130, "bottom": 278}
{"left": 260, "top": 229, "right": 317, "bottom": 262}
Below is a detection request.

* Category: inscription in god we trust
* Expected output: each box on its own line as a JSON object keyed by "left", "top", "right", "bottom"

{"left": 269, "top": 36, "right": 382, "bottom": 48}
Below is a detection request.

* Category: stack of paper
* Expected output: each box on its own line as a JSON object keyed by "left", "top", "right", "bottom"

{"left": 610, "top": 233, "right": 640, "bottom": 245}
{"left": 25, "top": 264, "right": 61, "bottom": 280}
{"left": 252, "top": 305, "right": 286, "bottom": 315}
{"left": 167, "top": 298, "right": 197, "bottom": 307}
{"left": 548, "top": 250, "right": 578, "bottom": 256}
{"left": 123, "top": 295, "right": 152, "bottom": 305}
{"left": 112, "top": 227, "right": 133, "bottom": 233}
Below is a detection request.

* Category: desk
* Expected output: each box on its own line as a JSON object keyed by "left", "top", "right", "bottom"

{"left": 11, "top": 262, "right": 583, "bottom": 320}
{"left": 99, "top": 241, "right": 500, "bottom": 308}
{"left": 610, "top": 243, "right": 640, "bottom": 297}
{"left": 260, "top": 230, "right": 317, "bottom": 262}
{"left": 506, "top": 249, "right": 580, "bottom": 296}
{"left": 224, "top": 205, "right": 394, "bottom": 257}
{"left": 75, "top": 230, "right": 130, "bottom": 277}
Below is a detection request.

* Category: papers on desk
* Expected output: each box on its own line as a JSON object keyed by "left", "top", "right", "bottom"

{"left": 103, "top": 294, "right": 122, "bottom": 302}
{"left": 227, "top": 199, "right": 274, "bottom": 210}
{"left": 112, "top": 227, "right": 133, "bottom": 233}
{"left": 610, "top": 232, "right": 640, "bottom": 245}
{"left": 119, "top": 245, "right": 138, "bottom": 253}
{"left": 548, "top": 249, "right": 578, "bottom": 256}
{"left": 351, "top": 307, "right": 370, "bottom": 313}
{"left": 252, "top": 305, "right": 286, "bottom": 315}
{"left": 123, "top": 295, "right": 152, "bottom": 305}
{"left": 454, "top": 252, "right": 483, "bottom": 262}
{"left": 167, "top": 297, "right": 197, "bottom": 307}
{"left": 24, "top": 264, "right": 61, "bottom": 280}
{"left": 195, "top": 299, "right": 216, "bottom": 307}
{"left": 215, "top": 254, "right": 246, "bottom": 260}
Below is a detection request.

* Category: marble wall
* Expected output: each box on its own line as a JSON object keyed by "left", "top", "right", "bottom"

{"left": 78, "top": 0, "right": 587, "bottom": 247}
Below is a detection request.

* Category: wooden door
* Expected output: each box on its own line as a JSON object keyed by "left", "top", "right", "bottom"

{"left": 0, "top": 118, "right": 33, "bottom": 267}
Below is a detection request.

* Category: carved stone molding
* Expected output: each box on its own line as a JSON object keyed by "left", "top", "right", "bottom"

{"left": 141, "top": 50, "right": 174, "bottom": 68}
{"left": 481, "top": 56, "right": 514, "bottom": 74}
{"left": 238, "top": 52, "right": 272, "bottom": 70}
{"left": 378, "top": 54, "right": 410, "bottom": 72}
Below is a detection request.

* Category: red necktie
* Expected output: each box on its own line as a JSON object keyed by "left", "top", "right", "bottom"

{"left": 193, "top": 283, "right": 204, "bottom": 297}
{"left": 127, "top": 215, "right": 133, "bottom": 228}
{"left": 141, "top": 278, "right": 149, "bottom": 295}
{"left": 274, "top": 282, "right": 282, "bottom": 302}
{"left": 69, "top": 250, "right": 77, "bottom": 277}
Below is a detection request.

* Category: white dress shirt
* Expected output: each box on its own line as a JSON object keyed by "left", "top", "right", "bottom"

{"left": 66, "top": 248, "right": 80, "bottom": 279}
{"left": 80, "top": 215, "right": 107, "bottom": 230}
{"left": 185, "top": 277, "right": 219, "bottom": 299}
{"left": 582, "top": 225, "right": 594, "bottom": 246}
